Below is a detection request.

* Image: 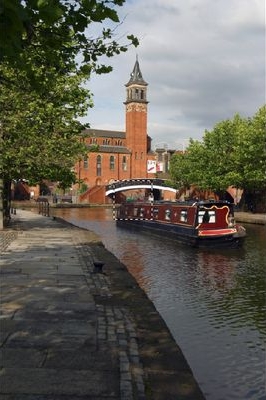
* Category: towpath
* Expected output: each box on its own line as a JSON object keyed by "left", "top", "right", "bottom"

{"left": 0, "top": 209, "right": 205, "bottom": 400}
{"left": 234, "top": 211, "right": 266, "bottom": 225}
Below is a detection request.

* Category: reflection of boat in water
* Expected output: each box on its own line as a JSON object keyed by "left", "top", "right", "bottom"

{"left": 116, "top": 200, "right": 246, "bottom": 249}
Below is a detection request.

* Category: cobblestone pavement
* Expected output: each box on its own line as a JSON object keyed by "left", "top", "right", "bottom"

{"left": 0, "top": 210, "right": 205, "bottom": 400}
{"left": 73, "top": 236, "right": 146, "bottom": 400}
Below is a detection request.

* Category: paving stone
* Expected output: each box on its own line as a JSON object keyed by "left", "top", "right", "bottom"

{"left": 0, "top": 209, "right": 206, "bottom": 400}
{"left": 0, "top": 348, "right": 46, "bottom": 368}
{"left": 44, "top": 348, "right": 117, "bottom": 370}
{"left": 0, "top": 368, "right": 119, "bottom": 396}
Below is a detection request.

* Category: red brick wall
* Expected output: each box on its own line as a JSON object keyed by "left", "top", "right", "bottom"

{"left": 125, "top": 104, "right": 148, "bottom": 178}
{"left": 74, "top": 151, "right": 132, "bottom": 189}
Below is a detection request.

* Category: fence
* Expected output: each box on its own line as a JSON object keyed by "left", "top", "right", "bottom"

{"left": 37, "top": 199, "right": 50, "bottom": 217}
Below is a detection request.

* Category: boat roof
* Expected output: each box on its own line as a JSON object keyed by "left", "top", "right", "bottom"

{"left": 154, "top": 200, "right": 233, "bottom": 207}
{"left": 120, "top": 200, "right": 233, "bottom": 207}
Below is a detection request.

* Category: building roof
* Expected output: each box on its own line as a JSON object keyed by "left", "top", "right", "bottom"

{"left": 87, "top": 145, "right": 131, "bottom": 154}
{"left": 125, "top": 58, "right": 148, "bottom": 87}
{"left": 82, "top": 128, "right": 125, "bottom": 139}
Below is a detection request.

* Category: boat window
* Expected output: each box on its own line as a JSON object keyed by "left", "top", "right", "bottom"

{"left": 140, "top": 208, "right": 145, "bottom": 218}
{"left": 133, "top": 208, "right": 139, "bottom": 217}
{"left": 165, "top": 209, "right": 171, "bottom": 220}
{"left": 198, "top": 210, "right": 216, "bottom": 223}
{"left": 153, "top": 208, "right": 159, "bottom": 219}
{"left": 180, "top": 210, "right": 188, "bottom": 222}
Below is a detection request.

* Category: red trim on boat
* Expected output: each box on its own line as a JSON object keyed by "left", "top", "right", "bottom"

{"left": 198, "top": 228, "right": 237, "bottom": 236}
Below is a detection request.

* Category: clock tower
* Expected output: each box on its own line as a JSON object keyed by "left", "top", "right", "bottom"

{"left": 125, "top": 58, "right": 149, "bottom": 178}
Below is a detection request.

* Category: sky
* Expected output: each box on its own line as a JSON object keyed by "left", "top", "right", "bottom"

{"left": 83, "top": 0, "right": 265, "bottom": 151}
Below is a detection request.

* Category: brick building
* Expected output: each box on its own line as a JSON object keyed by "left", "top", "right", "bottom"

{"left": 74, "top": 58, "right": 158, "bottom": 203}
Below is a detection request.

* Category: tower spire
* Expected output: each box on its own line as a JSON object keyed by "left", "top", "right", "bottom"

{"left": 126, "top": 57, "right": 147, "bottom": 86}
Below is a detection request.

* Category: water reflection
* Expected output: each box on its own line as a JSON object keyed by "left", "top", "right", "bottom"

{"left": 53, "top": 207, "right": 266, "bottom": 400}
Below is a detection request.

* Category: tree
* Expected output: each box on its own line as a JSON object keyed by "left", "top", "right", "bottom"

{"left": 169, "top": 106, "right": 266, "bottom": 209}
{"left": 0, "top": 0, "right": 139, "bottom": 227}
{"left": 0, "top": 61, "right": 90, "bottom": 223}
{"left": 200, "top": 114, "right": 249, "bottom": 191}
{"left": 1, "top": 63, "right": 90, "bottom": 178}
{"left": 0, "top": 0, "right": 138, "bottom": 79}
{"left": 234, "top": 106, "right": 266, "bottom": 211}
{"left": 169, "top": 142, "right": 206, "bottom": 190}
{"left": 234, "top": 106, "right": 266, "bottom": 190}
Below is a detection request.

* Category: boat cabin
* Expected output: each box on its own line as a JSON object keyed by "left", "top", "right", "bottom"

{"left": 117, "top": 200, "right": 235, "bottom": 230}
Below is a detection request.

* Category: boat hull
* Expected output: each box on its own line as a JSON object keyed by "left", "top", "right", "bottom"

{"left": 116, "top": 219, "right": 245, "bottom": 249}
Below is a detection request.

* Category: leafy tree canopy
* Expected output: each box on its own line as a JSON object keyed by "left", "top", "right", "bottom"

{"left": 169, "top": 106, "right": 266, "bottom": 193}
{"left": 0, "top": 0, "right": 139, "bottom": 196}
{"left": 0, "top": 0, "right": 138, "bottom": 80}
{"left": 0, "top": 61, "right": 91, "bottom": 185}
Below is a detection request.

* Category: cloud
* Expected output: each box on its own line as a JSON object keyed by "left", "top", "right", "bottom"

{"left": 84, "top": 0, "right": 265, "bottom": 149}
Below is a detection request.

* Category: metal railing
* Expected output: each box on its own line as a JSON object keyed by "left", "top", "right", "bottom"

{"left": 37, "top": 199, "right": 50, "bottom": 217}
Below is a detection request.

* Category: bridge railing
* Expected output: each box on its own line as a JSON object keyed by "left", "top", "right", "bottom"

{"left": 106, "top": 178, "right": 170, "bottom": 192}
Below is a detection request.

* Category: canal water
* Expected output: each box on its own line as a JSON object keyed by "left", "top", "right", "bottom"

{"left": 54, "top": 207, "right": 266, "bottom": 400}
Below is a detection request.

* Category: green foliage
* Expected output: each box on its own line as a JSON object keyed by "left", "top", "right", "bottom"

{"left": 169, "top": 106, "right": 266, "bottom": 194}
{"left": 0, "top": 0, "right": 139, "bottom": 196}
{"left": 0, "top": 0, "right": 139, "bottom": 82}
{"left": 78, "top": 182, "right": 89, "bottom": 194}
{"left": 56, "top": 170, "right": 77, "bottom": 191}
{"left": 0, "top": 62, "right": 90, "bottom": 187}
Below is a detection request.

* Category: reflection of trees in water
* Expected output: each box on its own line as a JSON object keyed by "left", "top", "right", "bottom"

{"left": 197, "top": 247, "right": 266, "bottom": 336}
{"left": 231, "top": 256, "right": 266, "bottom": 336}
{"left": 119, "top": 240, "right": 151, "bottom": 292}
{"left": 197, "top": 251, "right": 238, "bottom": 291}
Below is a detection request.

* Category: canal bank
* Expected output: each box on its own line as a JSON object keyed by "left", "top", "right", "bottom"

{"left": 11, "top": 200, "right": 266, "bottom": 225}
{"left": 234, "top": 210, "right": 266, "bottom": 225}
{"left": 0, "top": 209, "right": 205, "bottom": 400}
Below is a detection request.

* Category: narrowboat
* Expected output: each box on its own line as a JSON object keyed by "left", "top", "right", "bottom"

{"left": 115, "top": 200, "right": 246, "bottom": 248}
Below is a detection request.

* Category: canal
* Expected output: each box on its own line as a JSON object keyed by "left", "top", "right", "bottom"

{"left": 54, "top": 207, "right": 266, "bottom": 400}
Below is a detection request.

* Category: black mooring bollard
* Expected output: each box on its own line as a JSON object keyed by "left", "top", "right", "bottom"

{"left": 93, "top": 261, "right": 105, "bottom": 273}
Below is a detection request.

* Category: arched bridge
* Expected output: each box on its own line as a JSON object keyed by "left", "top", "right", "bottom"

{"left": 105, "top": 179, "right": 178, "bottom": 196}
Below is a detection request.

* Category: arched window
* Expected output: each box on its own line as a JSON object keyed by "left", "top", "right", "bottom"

{"left": 83, "top": 155, "right": 88, "bottom": 169}
{"left": 110, "top": 155, "right": 115, "bottom": 170}
{"left": 96, "top": 155, "right": 102, "bottom": 176}
{"left": 122, "top": 156, "right": 127, "bottom": 171}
